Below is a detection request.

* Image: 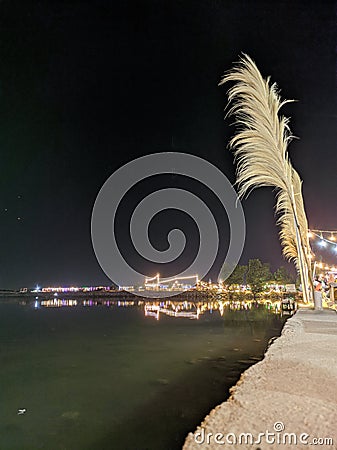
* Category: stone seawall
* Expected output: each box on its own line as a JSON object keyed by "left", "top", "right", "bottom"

{"left": 183, "top": 309, "right": 337, "bottom": 450}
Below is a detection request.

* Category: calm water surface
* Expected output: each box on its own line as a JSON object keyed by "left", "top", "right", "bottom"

{"left": 0, "top": 300, "right": 285, "bottom": 450}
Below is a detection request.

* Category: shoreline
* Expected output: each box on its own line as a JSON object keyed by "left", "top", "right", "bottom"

{"left": 183, "top": 309, "right": 337, "bottom": 449}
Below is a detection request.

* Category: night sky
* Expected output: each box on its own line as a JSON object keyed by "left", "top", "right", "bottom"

{"left": 0, "top": 0, "right": 336, "bottom": 289}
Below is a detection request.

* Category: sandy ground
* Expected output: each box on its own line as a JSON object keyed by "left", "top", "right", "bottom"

{"left": 183, "top": 309, "right": 337, "bottom": 450}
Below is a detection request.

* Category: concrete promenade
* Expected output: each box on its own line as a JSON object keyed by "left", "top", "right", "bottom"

{"left": 184, "top": 309, "right": 337, "bottom": 449}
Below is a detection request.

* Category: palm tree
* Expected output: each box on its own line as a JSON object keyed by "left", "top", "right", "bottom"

{"left": 219, "top": 54, "right": 314, "bottom": 305}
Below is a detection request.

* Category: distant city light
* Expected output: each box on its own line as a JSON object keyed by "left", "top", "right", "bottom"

{"left": 144, "top": 274, "right": 199, "bottom": 291}
{"left": 37, "top": 285, "right": 113, "bottom": 293}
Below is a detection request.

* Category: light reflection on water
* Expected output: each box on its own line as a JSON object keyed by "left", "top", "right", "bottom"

{"left": 0, "top": 299, "right": 285, "bottom": 450}
{"left": 35, "top": 297, "right": 281, "bottom": 318}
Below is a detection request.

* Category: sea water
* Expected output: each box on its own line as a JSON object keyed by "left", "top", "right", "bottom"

{"left": 0, "top": 300, "right": 284, "bottom": 450}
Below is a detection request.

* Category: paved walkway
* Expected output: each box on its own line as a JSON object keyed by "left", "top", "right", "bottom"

{"left": 183, "top": 309, "right": 337, "bottom": 449}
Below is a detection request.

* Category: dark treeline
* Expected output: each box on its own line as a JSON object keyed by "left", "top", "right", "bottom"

{"left": 219, "top": 259, "right": 295, "bottom": 297}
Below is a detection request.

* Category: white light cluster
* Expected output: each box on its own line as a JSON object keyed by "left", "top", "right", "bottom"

{"left": 308, "top": 229, "right": 337, "bottom": 253}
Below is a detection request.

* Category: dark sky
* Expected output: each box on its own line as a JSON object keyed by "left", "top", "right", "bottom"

{"left": 0, "top": 0, "right": 336, "bottom": 288}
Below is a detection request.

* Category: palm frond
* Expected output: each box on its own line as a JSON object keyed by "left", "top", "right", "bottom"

{"left": 276, "top": 187, "right": 298, "bottom": 266}
{"left": 219, "top": 54, "right": 294, "bottom": 199}
{"left": 220, "top": 54, "right": 313, "bottom": 300}
{"left": 292, "top": 169, "right": 310, "bottom": 256}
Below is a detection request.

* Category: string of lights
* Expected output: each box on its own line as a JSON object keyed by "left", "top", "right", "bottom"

{"left": 314, "top": 261, "right": 337, "bottom": 272}
{"left": 308, "top": 229, "right": 337, "bottom": 251}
